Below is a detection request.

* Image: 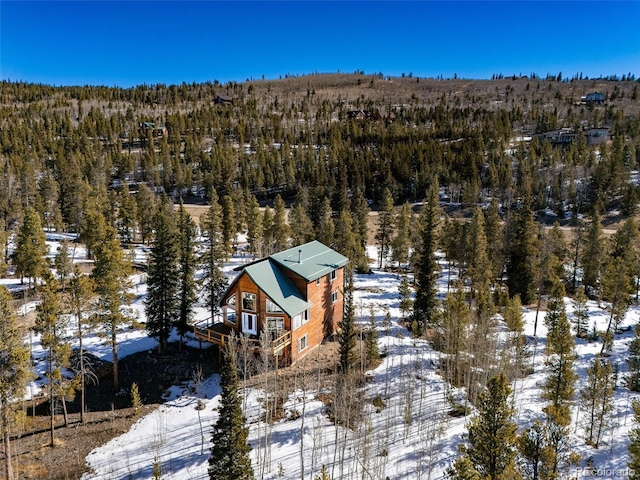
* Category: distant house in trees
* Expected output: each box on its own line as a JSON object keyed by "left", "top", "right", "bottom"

{"left": 581, "top": 91, "right": 606, "bottom": 104}
{"left": 194, "top": 241, "right": 348, "bottom": 364}
{"left": 585, "top": 127, "right": 612, "bottom": 145}
{"left": 138, "top": 121, "right": 167, "bottom": 138}
{"left": 215, "top": 95, "right": 233, "bottom": 105}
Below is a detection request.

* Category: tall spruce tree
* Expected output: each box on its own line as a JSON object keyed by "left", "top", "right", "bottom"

{"left": 208, "top": 346, "right": 254, "bottom": 480}
{"left": 11, "top": 206, "right": 48, "bottom": 288}
{"left": 145, "top": 198, "right": 180, "bottom": 355}
{"left": 412, "top": 183, "right": 440, "bottom": 336}
{"left": 0, "top": 285, "right": 32, "bottom": 480}
{"left": 91, "top": 224, "right": 134, "bottom": 391}
{"left": 176, "top": 201, "right": 198, "bottom": 346}
{"left": 505, "top": 204, "right": 539, "bottom": 305}
{"left": 391, "top": 201, "right": 412, "bottom": 274}
{"left": 200, "top": 193, "right": 228, "bottom": 321}
{"left": 453, "top": 372, "right": 521, "bottom": 480}
{"left": 581, "top": 211, "right": 603, "bottom": 294}
{"left": 375, "top": 187, "right": 395, "bottom": 269}
{"left": 542, "top": 279, "right": 577, "bottom": 427}
{"left": 629, "top": 400, "right": 640, "bottom": 479}
{"left": 338, "top": 269, "right": 358, "bottom": 372}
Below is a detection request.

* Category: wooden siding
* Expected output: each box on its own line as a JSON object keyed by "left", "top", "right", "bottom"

{"left": 221, "top": 265, "right": 344, "bottom": 364}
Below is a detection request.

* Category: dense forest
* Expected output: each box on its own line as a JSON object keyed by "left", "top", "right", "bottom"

{"left": 2, "top": 72, "right": 640, "bottom": 479}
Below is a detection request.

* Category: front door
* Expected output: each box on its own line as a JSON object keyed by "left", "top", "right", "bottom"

{"left": 242, "top": 312, "right": 257, "bottom": 335}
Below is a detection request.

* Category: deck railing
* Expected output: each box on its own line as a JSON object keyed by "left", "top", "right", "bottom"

{"left": 193, "top": 325, "right": 292, "bottom": 354}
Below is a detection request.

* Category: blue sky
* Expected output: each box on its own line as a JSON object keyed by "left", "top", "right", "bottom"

{"left": 2, "top": 1, "right": 639, "bottom": 87}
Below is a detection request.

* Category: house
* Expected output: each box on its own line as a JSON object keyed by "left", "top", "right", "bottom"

{"left": 534, "top": 128, "right": 579, "bottom": 146}
{"left": 585, "top": 127, "right": 612, "bottom": 145}
{"left": 138, "top": 121, "right": 167, "bottom": 138}
{"left": 194, "top": 241, "right": 349, "bottom": 364}
{"left": 215, "top": 95, "right": 233, "bottom": 105}
{"left": 581, "top": 91, "right": 606, "bottom": 105}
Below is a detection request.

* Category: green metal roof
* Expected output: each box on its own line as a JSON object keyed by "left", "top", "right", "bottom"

{"left": 244, "top": 260, "right": 312, "bottom": 317}
{"left": 269, "top": 241, "right": 349, "bottom": 282}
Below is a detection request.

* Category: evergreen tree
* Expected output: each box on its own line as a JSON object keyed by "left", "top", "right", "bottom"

{"left": 581, "top": 211, "right": 603, "bottom": 294}
{"left": 454, "top": 372, "right": 521, "bottom": 480}
{"left": 145, "top": 198, "right": 180, "bottom": 355}
{"left": 502, "top": 294, "right": 530, "bottom": 379}
{"left": 333, "top": 207, "right": 359, "bottom": 261}
{"left": 517, "top": 420, "right": 547, "bottom": 480}
{"left": 0, "top": 285, "right": 32, "bottom": 480}
{"left": 440, "top": 282, "right": 470, "bottom": 387}
{"left": 571, "top": 286, "right": 589, "bottom": 339}
{"left": 200, "top": 193, "right": 228, "bottom": 321}
{"left": 375, "top": 187, "right": 395, "bottom": 269}
{"left": 629, "top": 400, "right": 640, "bottom": 479}
{"left": 221, "top": 194, "right": 237, "bottom": 258}
{"left": 91, "top": 225, "right": 134, "bottom": 391}
{"left": 412, "top": 183, "right": 440, "bottom": 336}
{"left": 338, "top": 270, "right": 358, "bottom": 372}
{"left": 11, "top": 206, "right": 48, "bottom": 287}
{"left": 505, "top": 204, "right": 539, "bottom": 305}
{"left": 542, "top": 279, "right": 577, "bottom": 426}
{"left": 364, "top": 306, "right": 379, "bottom": 367}
{"left": 350, "top": 189, "right": 371, "bottom": 273}
{"left": 316, "top": 196, "right": 335, "bottom": 248}
{"left": 270, "top": 194, "right": 289, "bottom": 252}
{"left": 208, "top": 346, "right": 254, "bottom": 480}
{"left": 54, "top": 238, "right": 74, "bottom": 291}
{"left": 484, "top": 199, "right": 504, "bottom": 285}
{"left": 176, "top": 201, "right": 198, "bottom": 346}
{"left": 628, "top": 324, "right": 640, "bottom": 391}
{"left": 135, "top": 183, "right": 156, "bottom": 245}
{"left": 69, "top": 265, "right": 94, "bottom": 424}
{"left": 289, "top": 199, "right": 314, "bottom": 246}
{"left": 391, "top": 201, "right": 412, "bottom": 274}
{"left": 466, "top": 208, "right": 493, "bottom": 314}
{"left": 580, "top": 355, "right": 615, "bottom": 448}
{"left": 398, "top": 275, "right": 413, "bottom": 324}
{"left": 245, "top": 193, "right": 263, "bottom": 258}
{"left": 35, "top": 272, "right": 75, "bottom": 445}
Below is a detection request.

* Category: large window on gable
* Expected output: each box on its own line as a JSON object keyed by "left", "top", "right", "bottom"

{"left": 226, "top": 294, "right": 236, "bottom": 307}
{"left": 266, "top": 298, "right": 284, "bottom": 313}
{"left": 242, "top": 292, "right": 256, "bottom": 311}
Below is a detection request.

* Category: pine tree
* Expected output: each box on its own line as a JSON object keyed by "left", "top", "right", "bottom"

{"left": 580, "top": 355, "right": 615, "bottom": 448}
{"left": 176, "top": 201, "right": 198, "bottom": 346}
{"left": 391, "top": 201, "right": 412, "bottom": 274}
{"left": 571, "top": 286, "right": 589, "bottom": 339}
{"left": 440, "top": 282, "right": 470, "bottom": 387}
{"left": 484, "top": 199, "right": 504, "bottom": 285}
{"left": 245, "top": 193, "right": 263, "bottom": 258}
{"left": 505, "top": 204, "right": 539, "bottom": 305}
{"left": 455, "top": 372, "right": 521, "bottom": 480}
{"left": 628, "top": 400, "right": 640, "bottom": 479}
{"left": 208, "top": 346, "right": 254, "bottom": 480}
{"left": 517, "top": 420, "right": 547, "bottom": 480}
{"left": 412, "top": 183, "right": 440, "bottom": 336}
{"left": 270, "top": 195, "right": 289, "bottom": 252}
{"left": 54, "top": 238, "right": 74, "bottom": 291}
{"left": 581, "top": 211, "right": 603, "bottom": 294}
{"left": 91, "top": 225, "right": 134, "bottom": 391}
{"left": 316, "top": 196, "right": 335, "bottom": 248}
{"left": 69, "top": 265, "right": 94, "bottom": 424}
{"left": 289, "top": 199, "right": 314, "bottom": 246}
{"left": 145, "top": 197, "right": 180, "bottom": 355}
{"left": 364, "top": 307, "right": 379, "bottom": 367}
{"left": 333, "top": 208, "right": 359, "bottom": 261}
{"left": 11, "top": 206, "right": 48, "bottom": 287}
{"left": 0, "top": 285, "right": 32, "bottom": 480}
{"left": 398, "top": 275, "right": 413, "bottom": 324}
{"left": 35, "top": 272, "right": 75, "bottom": 446}
{"left": 628, "top": 324, "right": 640, "bottom": 391}
{"left": 200, "top": 192, "right": 228, "bottom": 321}
{"left": 338, "top": 270, "right": 358, "bottom": 372}
{"left": 542, "top": 279, "right": 577, "bottom": 427}
{"left": 350, "top": 189, "right": 371, "bottom": 273}
{"left": 375, "top": 187, "right": 395, "bottom": 269}
{"left": 221, "top": 194, "right": 237, "bottom": 258}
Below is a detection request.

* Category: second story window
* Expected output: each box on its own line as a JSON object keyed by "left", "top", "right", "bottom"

{"left": 331, "top": 290, "right": 339, "bottom": 303}
{"left": 329, "top": 270, "right": 337, "bottom": 281}
{"left": 242, "top": 292, "right": 256, "bottom": 311}
{"left": 266, "top": 298, "right": 284, "bottom": 313}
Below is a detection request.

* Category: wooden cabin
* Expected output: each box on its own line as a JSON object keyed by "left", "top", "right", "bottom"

{"left": 194, "top": 241, "right": 348, "bottom": 364}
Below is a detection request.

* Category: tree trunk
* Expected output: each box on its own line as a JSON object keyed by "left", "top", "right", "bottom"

{"left": 62, "top": 395, "right": 69, "bottom": 427}
{"left": 2, "top": 407, "right": 14, "bottom": 480}
{"left": 112, "top": 324, "right": 119, "bottom": 392}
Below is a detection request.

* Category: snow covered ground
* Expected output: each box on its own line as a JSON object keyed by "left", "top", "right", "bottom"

{"left": 19, "top": 237, "right": 640, "bottom": 479}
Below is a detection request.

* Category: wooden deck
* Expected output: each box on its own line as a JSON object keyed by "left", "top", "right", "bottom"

{"left": 193, "top": 323, "right": 292, "bottom": 354}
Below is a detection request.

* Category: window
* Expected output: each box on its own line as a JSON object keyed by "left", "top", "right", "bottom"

{"left": 329, "top": 270, "right": 337, "bottom": 281}
{"left": 316, "top": 278, "right": 321, "bottom": 286}
{"left": 242, "top": 292, "right": 256, "bottom": 311}
{"left": 297, "top": 334, "right": 308, "bottom": 353}
{"left": 292, "top": 310, "right": 309, "bottom": 330}
{"left": 226, "top": 294, "right": 236, "bottom": 307}
{"left": 267, "top": 316, "right": 285, "bottom": 340}
{"left": 266, "top": 298, "right": 284, "bottom": 313}
{"left": 331, "top": 290, "right": 339, "bottom": 303}
{"left": 225, "top": 309, "right": 237, "bottom": 325}
{"left": 242, "top": 312, "right": 257, "bottom": 335}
